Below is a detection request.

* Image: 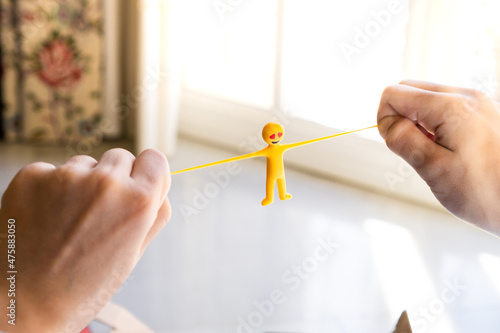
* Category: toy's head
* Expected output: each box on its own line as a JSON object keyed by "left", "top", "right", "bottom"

{"left": 262, "top": 122, "right": 284, "bottom": 145}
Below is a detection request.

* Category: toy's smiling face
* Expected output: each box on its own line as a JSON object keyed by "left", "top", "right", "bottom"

{"left": 262, "top": 122, "right": 284, "bottom": 145}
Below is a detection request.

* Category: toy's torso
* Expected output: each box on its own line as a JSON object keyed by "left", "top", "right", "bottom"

{"left": 264, "top": 145, "right": 286, "bottom": 179}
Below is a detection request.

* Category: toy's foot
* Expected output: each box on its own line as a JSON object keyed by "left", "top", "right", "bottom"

{"left": 280, "top": 193, "right": 292, "bottom": 201}
{"left": 261, "top": 197, "right": 274, "bottom": 206}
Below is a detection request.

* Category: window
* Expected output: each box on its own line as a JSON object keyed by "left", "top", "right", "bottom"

{"left": 161, "top": 0, "right": 500, "bottom": 207}
{"left": 181, "top": 0, "right": 278, "bottom": 110}
{"left": 281, "top": 0, "right": 407, "bottom": 135}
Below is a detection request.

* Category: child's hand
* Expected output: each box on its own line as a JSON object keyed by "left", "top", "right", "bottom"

{"left": 0, "top": 148, "right": 171, "bottom": 332}
{"left": 378, "top": 80, "right": 500, "bottom": 234}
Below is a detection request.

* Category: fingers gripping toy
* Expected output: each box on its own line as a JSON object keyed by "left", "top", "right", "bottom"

{"left": 171, "top": 123, "right": 377, "bottom": 206}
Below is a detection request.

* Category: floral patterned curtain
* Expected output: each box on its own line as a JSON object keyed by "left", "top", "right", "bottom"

{"left": 1, "top": 0, "right": 104, "bottom": 144}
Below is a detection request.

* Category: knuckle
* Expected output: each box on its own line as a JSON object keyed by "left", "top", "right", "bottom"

{"left": 407, "top": 148, "right": 426, "bottom": 168}
{"left": 105, "top": 148, "right": 136, "bottom": 160}
{"left": 142, "top": 148, "right": 165, "bottom": 159}
{"left": 117, "top": 187, "right": 155, "bottom": 217}
{"left": 53, "top": 166, "right": 78, "bottom": 184}
{"left": 66, "top": 155, "right": 96, "bottom": 165}
{"left": 447, "top": 93, "right": 468, "bottom": 110}
{"left": 472, "top": 89, "right": 488, "bottom": 101}
{"left": 442, "top": 94, "right": 470, "bottom": 122}
{"left": 381, "top": 84, "right": 398, "bottom": 98}
{"left": 424, "top": 155, "right": 455, "bottom": 190}
{"left": 18, "top": 162, "right": 53, "bottom": 176}
{"left": 131, "top": 187, "right": 153, "bottom": 210}
{"left": 452, "top": 94, "right": 468, "bottom": 108}
{"left": 141, "top": 149, "right": 169, "bottom": 169}
{"left": 93, "top": 169, "right": 121, "bottom": 191}
{"left": 384, "top": 118, "right": 408, "bottom": 152}
{"left": 46, "top": 166, "right": 85, "bottom": 196}
{"left": 426, "top": 151, "right": 446, "bottom": 175}
{"left": 12, "top": 162, "right": 55, "bottom": 189}
{"left": 90, "top": 169, "right": 156, "bottom": 213}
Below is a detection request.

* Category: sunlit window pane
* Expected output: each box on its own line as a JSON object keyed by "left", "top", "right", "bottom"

{"left": 179, "top": 0, "right": 278, "bottom": 109}
{"left": 281, "top": 0, "right": 408, "bottom": 138}
{"left": 177, "top": 0, "right": 500, "bottom": 139}
{"left": 404, "top": 0, "right": 500, "bottom": 95}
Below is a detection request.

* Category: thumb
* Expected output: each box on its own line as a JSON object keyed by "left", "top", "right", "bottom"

{"left": 378, "top": 111, "right": 452, "bottom": 184}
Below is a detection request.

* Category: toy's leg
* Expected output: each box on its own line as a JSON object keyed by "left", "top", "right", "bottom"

{"left": 261, "top": 177, "right": 275, "bottom": 206}
{"left": 277, "top": 177, "right": 292, "bottom": 201}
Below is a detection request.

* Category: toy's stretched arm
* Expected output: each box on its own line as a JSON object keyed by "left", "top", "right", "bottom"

{"left": 283, "top": 125, "right": 378, "bottom": 150}
{"left": 171, "top": 149, "right": 266, "bottom": 175}
{"left": 171, "top": 125, "right": 377, "bottom": 175}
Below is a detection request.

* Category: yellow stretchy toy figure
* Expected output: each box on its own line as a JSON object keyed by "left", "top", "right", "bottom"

{"left": 172, "top": 122, "right": 377, "bottom": 206}
{"left": 260, "top": 122, "right": 291, "bottom": 205}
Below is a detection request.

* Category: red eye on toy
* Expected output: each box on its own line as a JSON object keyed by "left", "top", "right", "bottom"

{"left": 278, "top": 132, "right": 283, "bottom": 138}
{"left": 270, "top": 134, "right": 276, "bottom": 140}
